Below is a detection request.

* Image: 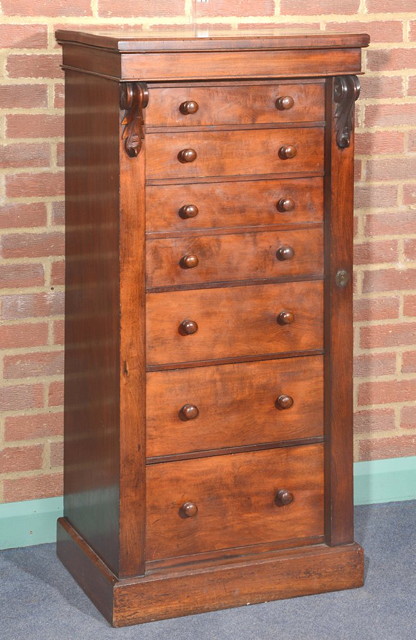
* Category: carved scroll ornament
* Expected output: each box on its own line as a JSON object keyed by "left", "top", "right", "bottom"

{"left": 120, "top": 82, "right": 149, "bottom": 158}
{"left": 334, "top": 75, "right": 360, "bottom": 149}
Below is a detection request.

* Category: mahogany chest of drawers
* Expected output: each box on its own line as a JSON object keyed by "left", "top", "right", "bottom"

{"left": 56, "top": 29, "right": 369, "bottom": 627}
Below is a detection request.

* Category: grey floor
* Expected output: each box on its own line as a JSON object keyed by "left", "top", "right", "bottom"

{"left": 1, "top": 501, "right": 415, "bottom": 640}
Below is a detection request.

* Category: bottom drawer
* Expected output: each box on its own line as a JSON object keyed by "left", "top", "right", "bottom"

{"left": 146, "top": 444, "right": 324, "bottom": 561}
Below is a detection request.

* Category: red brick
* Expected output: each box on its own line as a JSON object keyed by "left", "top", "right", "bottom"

{"left": 149, "top": 23, "right": 231, "bottom": 32}
{"left": 7, "top": 114, "right": 63, "bottom": 139}
{"left": 238, "top": 22, "right": 320, "bottom": 30}
{"left": 366, "top": 157, "right": 416, "bottom": 182}
{"left": 403, "top": 185, "right": 416, "bottom": 205}
{"left": 1, "top": 292, "right": 64, "bottom": 320}
{"left": 1, "top": 232, "right": 64, "bottom": 259}
{"left": 50, "top": 441, "right": 63, "bottom": 467}
{"left": 365, "top": 212, "right": 416, "bottom": 237}
{"left": 362, "top": 269, "right": 416, "bottom": 294}
{"left": 409, "top": 130, "right": 416, "bottom": 152}
{"left": 4, "top": 351, "right": 64, "bottom": 379}
{"left": 98, "top": 0, "right": 185, "bottom": 17}
{"left": 367, "top": 48, "right": 416, "bottom": 72}
{"left": 0, "top": 84, "right": 48, "bottom": 109}
{"left": 1, "top": 0, "right": 92, "bottom": 16}
{"left": 3, "top": 473, "right": 63, "bottom": 502}
{"left": 57, "top": 142, "right": 65, "bottom": 167}
{"left": 354, "top": 159, "right": 362, "bottom": 181}
{"left": 0, "top": 264, "right": 44, "bottom": 288}
{"left": 281, "top": 0, "right": 359, "bottom": 13}
{"left": 48, "top": 381, "right": 64, "bottom": 407}
{"left": 7, "top": 54, "right": 63, "bottom": 79}
{"left": 196, "top": 0, "right": 274, "bottom": 16}
{"left": 0, "top": 23, "right": 47, "bottom": 47}
{"left": 354, "top": 408, "right": 396, "bottom": 434}
{"left": 411, "top": 21, "right": 416, "bottom": 42}
{"left": 51, "top": 201, "right": 65, "bottom": 225}
{"left": 365, "top": 103, "right": 416, "bottom": 128}
{"left": 0, "top": 323, "right": 48, "bottom": 349}
{"left": 355, "top": 131, "right": 404, "bottom": 156}
{"left": 354, "top": 353, "right": 396, "bottom": 377}
{"left": 409, "top": 76, "right": 416, "bottom": 96}
{"left": 368, "top": 0, "right": 416, "bottom": 10}
{"left": 353, "top": 296, "right": 400, "bottom": 322}
{"left": 358, "top": 379, "right": 416, "bottom": 406}
{"left": 359, "top": 75, "right": 403, "bottom": 100}
{"left": 404, "top": 295, "right": 416, "bottom": 317}
{"left": 354, "top": 239, "right": 398, "bottom": 265}
{"left": 6, "top": 172, "right": 64, "bottom": 198}
{"left": 404, "top": 239, "right": 416, "bottom": 261}
{"left": 0, "top": 203, "right": 46, "bottom": 229}
{"left": 354, "top": 184, "right": 398, "bottom": 209}
{"left": 359, "top": 435, "right": 416, "bottom": 461}
{"left": 402, "top": 351, "right": 416, "bottom": 374}
{"left": 54, "top": 83, "right": 65, "bottom": 108}
{"left": 401, "top": 406, "right": 416, "bottom": 430}
{"left": 0, "top": 445, "right": 43, "bottom": 473}
{"left": 360, "top": 322, "right": 416, "bottom": 349}
{"left": 0, "top": 384, "right": 43, "bottom": 411}
{"left": 51, "top": 260, "right": 65, "bottom": 285}
{"left": 5, "top": 412, "right": 63, "bottom": 441}
{"left": 0, "top": 143, "right": 50, "bottom": 169}
{"left": 325, "top": 21, "right": 403, "bottom": 43}
{"left": 53, "top": 320, "right": 64, "bottom": 345}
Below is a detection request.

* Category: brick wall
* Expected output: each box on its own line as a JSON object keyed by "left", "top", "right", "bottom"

{"left": 0, "top": 0, "right": 415, "bottom": 503}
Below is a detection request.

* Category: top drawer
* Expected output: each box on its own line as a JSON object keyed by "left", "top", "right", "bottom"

{"left": 146, "top": 82, "right": 325, "bottom": 127}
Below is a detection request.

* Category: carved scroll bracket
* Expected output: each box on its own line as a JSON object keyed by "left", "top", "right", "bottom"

{"left": 120, "top": 82, "right": 149, "bottom": 158}
{"left": 334, "top": 75, "right": 360, "bottom": 149}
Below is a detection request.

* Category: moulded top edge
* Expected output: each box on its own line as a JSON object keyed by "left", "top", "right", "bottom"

{"left": 55, "top": 29, "right": 370, "bottom": 53}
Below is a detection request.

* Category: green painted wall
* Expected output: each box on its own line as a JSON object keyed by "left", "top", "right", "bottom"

{"left": 1, "top": 456, "right": 415, "bottom": 551}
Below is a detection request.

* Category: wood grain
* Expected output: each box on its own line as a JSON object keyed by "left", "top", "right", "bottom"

{"left": 146, "top": 128, "right": 323, "bottom": 179}
{"left": 146, "top": 355, "right": 323, "bottom": 457}
{"left": 146, "top": 227, "right": 323, "bottom": 288}
{"left": 146, "top": 444, "right": 324, "bottom": 561}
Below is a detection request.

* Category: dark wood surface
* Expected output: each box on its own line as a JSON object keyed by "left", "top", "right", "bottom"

{"left": 146, "top": 227, "right": 323, "bottom": 288}
{"left": 146, "top": 280, "right": 323, "bottom": 365}
{"left": 146, "top": 82, "right": 324, "bottom": 127}
{"left": 146, "top": 127, "right": 323, "bottom": 179}
{"left": 146, "top": 177, "right": 324, "bottom": 233}
{"left": 146, "top": 355, "right": 323, "bottom": 457}
{"left": 146, "top": 444, "right": 324, "bottom": 561}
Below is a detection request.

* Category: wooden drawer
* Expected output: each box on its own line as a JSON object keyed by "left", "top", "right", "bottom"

{"left": 146, "top": 444, "right": 324, "bottom": 560}
{"left": 146, "top": 227, "right": 323, "bottom": 289}
{"left": 147, "top": 355, "right": 323, "bottom": 458}
{"left": 146, "top": 177, "right": 323, "bottom": 233}
{"left": 146, "top": 280, "right": 323, "bottom": 366}
{"left": 146, "top": 128, "right": 323, "bottom": 180}
{"left": 146, "top": 82, "right": 324, "bottom": 127}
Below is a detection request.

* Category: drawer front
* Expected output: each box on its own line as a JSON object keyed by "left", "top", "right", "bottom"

{"left": 146, "top": 444, "right": 324, "bottom": 560}
{"left": 146, "top": 177, "right": 323, "bottom": 233}
{"left": 146, "top": 280, "right": 323, "bottom": 366}
{"left": 147, "top": 355, "right": 323, "bottom": 458}
{"left": 146, "top": 128, "right": 323, "bottom": 180}
{"left": 146, "top": 227, "right": 323, "bottom": 289}
{"left": 146, "top": 82, "right": 324, "bottom": 127}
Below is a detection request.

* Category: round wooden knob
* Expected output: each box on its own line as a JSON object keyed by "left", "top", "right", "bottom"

{"left": 180, "top": 254, "right": 199, "bottom": 269}
{"left": 179, "top": 404, "right": 199, "bottom": 421}
{"left": 278, "top": 145, "right": 297, "bottom": 160}
{"left": 276, "top": 198, "right": 295, "bottom": 213}
{"left": 276, "top": 394, "right": 294, "bottom": 410}
{"left": 179, "top": 204, "right": 199, "bottom": 219}
{"left": 276, "top": 246, "right": 295, "bottom": 261}
{"left": 178, "top": 148, "right": 197, "bottom": 163}
{"left": 179, "top": 320, "right": 198, "bottom": 335}
{"left": 179, "top": 100, "right": 199, "bottom": 115}
{"left": 277, "top": 311, "right": 295, "bottom": 325}
{"left": 275, "top": 489, "right": 294, "bottom": 506}
{"left": 276, "top": 96, "right": 295, "bottom": 111}
{"left": 180, "top": 501, "right": 198, "bottom": 518}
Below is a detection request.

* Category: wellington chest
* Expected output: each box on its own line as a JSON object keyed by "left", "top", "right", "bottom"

{"left": 56, "top": 29, "right": 370, "bottom": 627}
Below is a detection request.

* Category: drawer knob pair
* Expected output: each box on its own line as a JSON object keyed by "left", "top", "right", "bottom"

{"left": 275, "top": 96, "right": 295, "bottom": 111}
{"left": 179, "top": 100, "right": 199, "bottom": 115}
{"left": 178, "top": 148, "right": 197, "bottom": 163}
{"left": 276, "top": 198, "right": 295, "bottom": 213}
{"left": 179, "top": 404, "right": 199, "bottom": 421}
{"left": 179, "top": 491, "right": 293, "bottom": 518}
{"left": 279, "top": 145, "right": 297, "bottom": 160}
